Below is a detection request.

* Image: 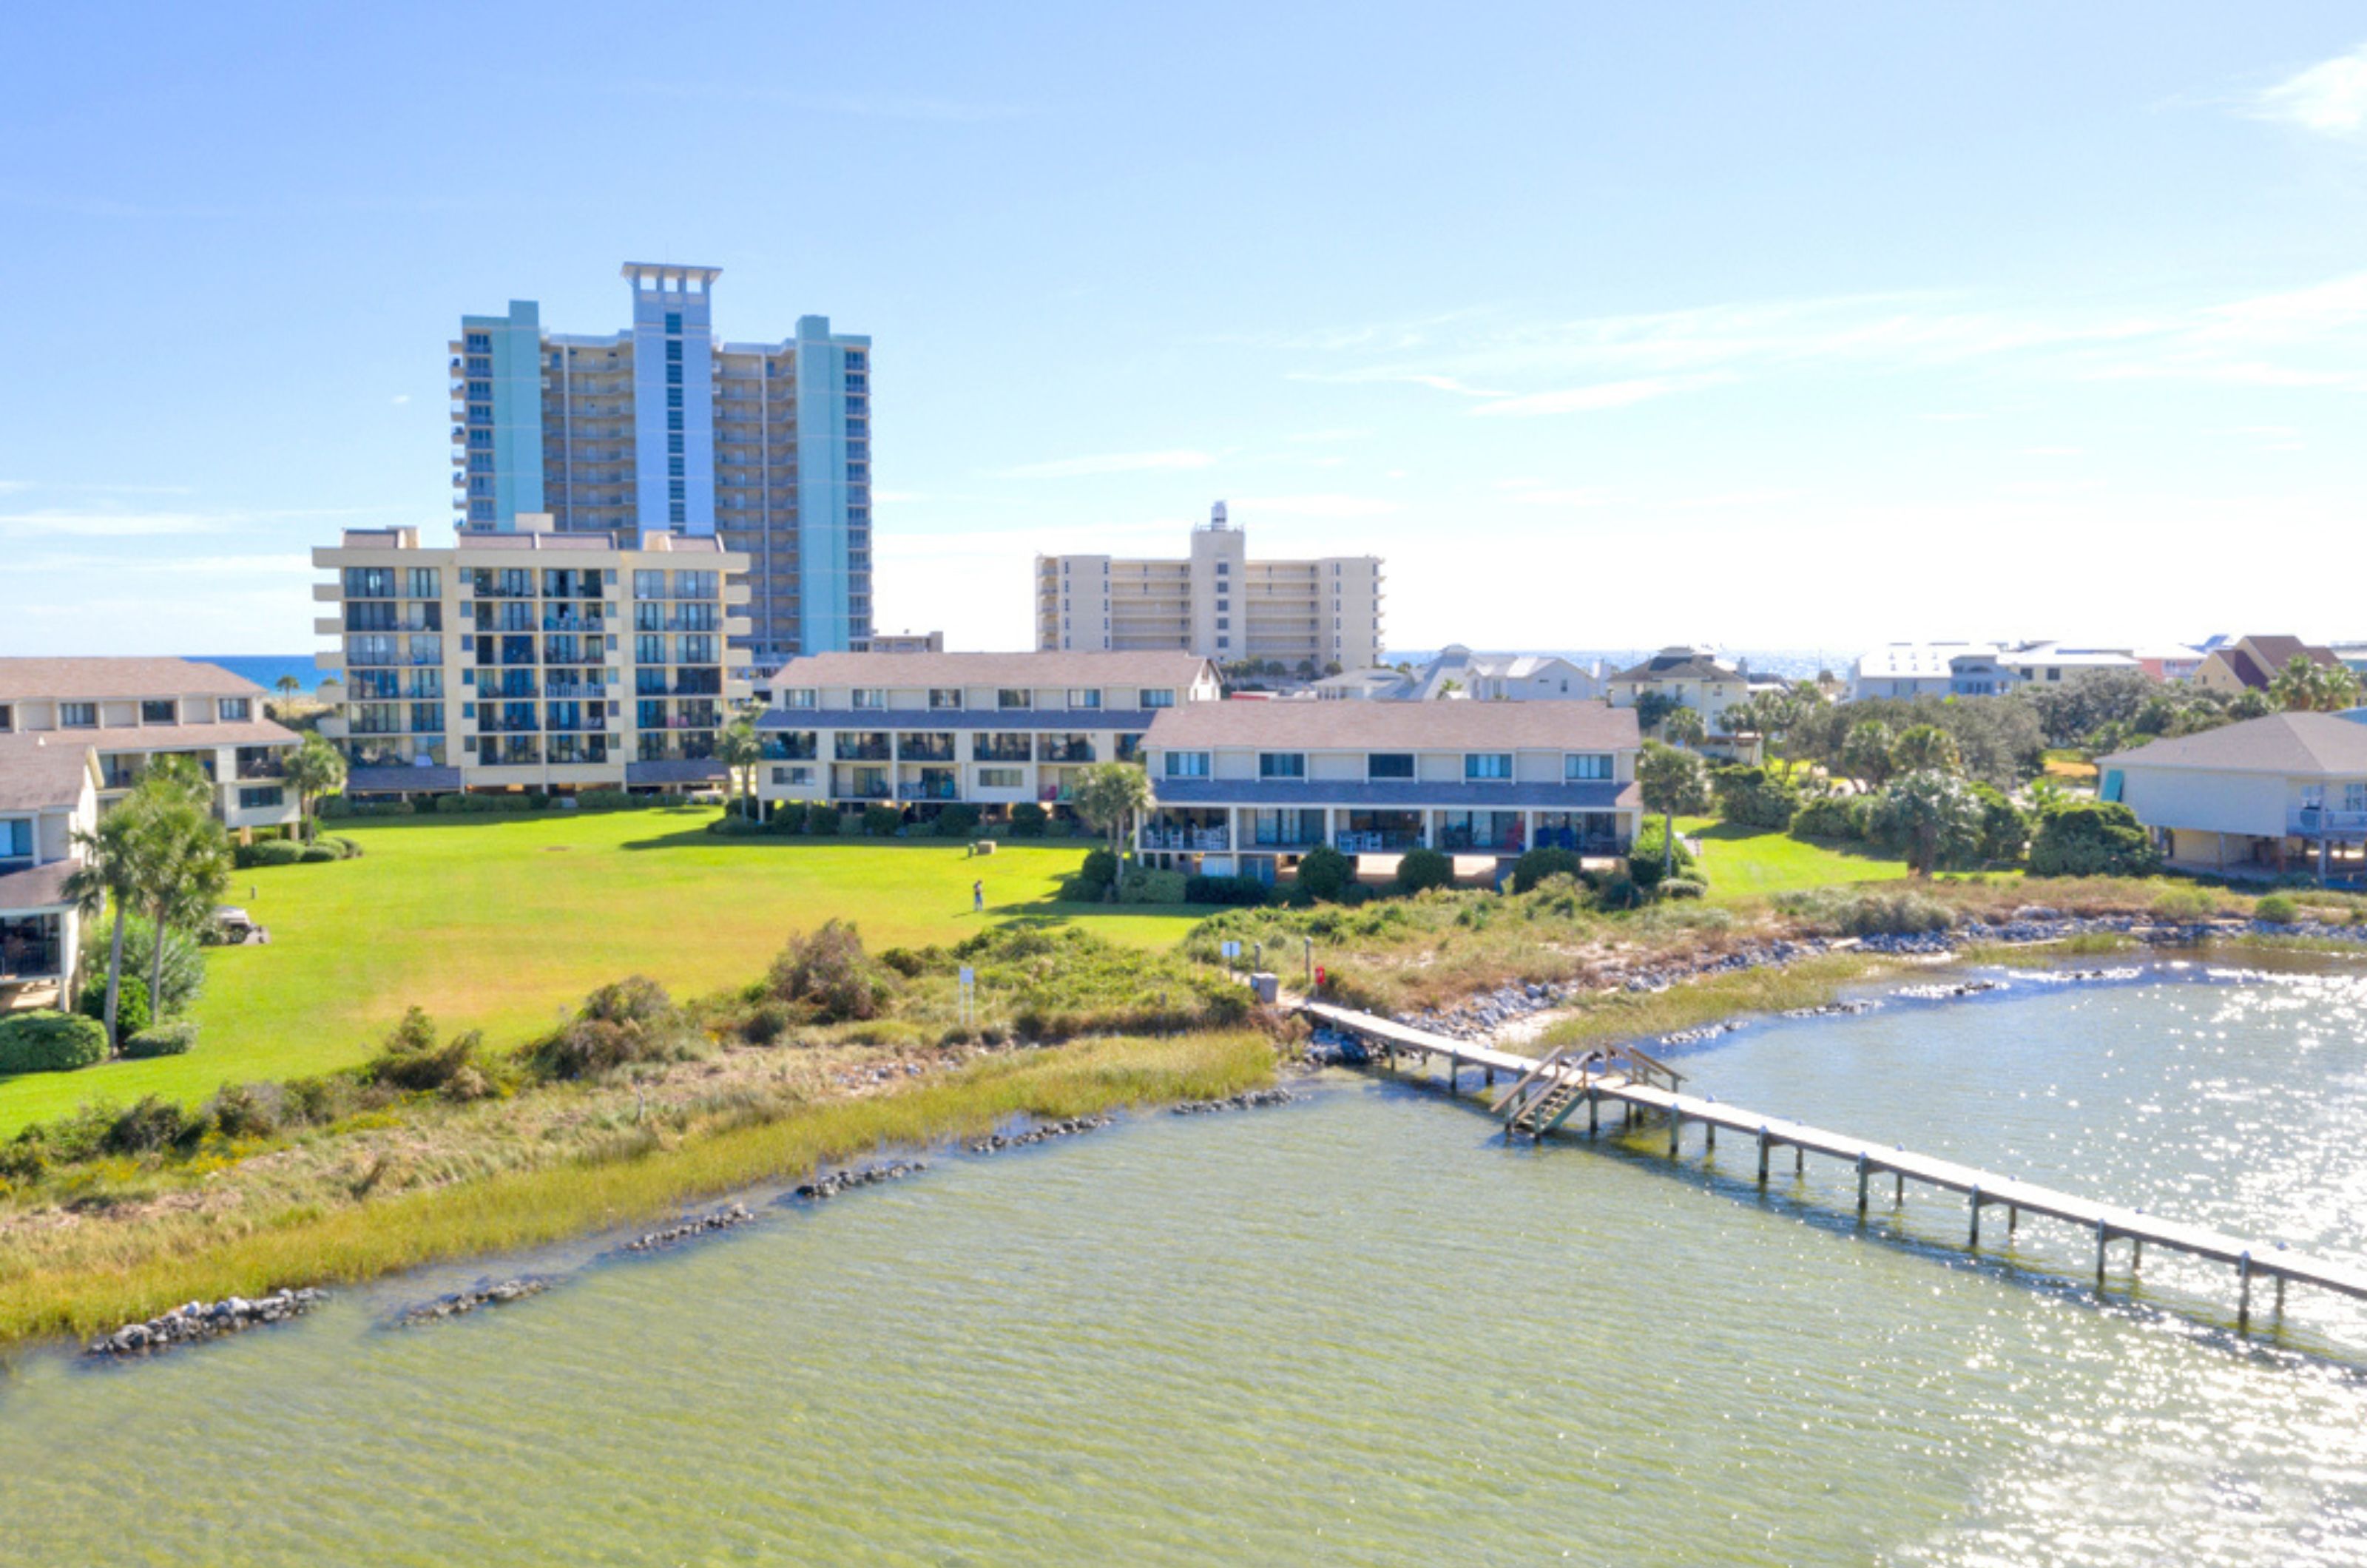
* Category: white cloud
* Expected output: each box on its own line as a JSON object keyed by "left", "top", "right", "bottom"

{"left": 1499, "top": 485, "right": 1616, "bottom": 507}
{"left": 2255, "top": 44, "right": 2367, "bottom": 137}
{"left": 1286, "top": 428, "right": 1371, "bottom": 443}
{"left": 0, "top": 508, "right": 228, "bottom": 538}
{"left": 391, "top": 393, "right": 411, "bottom": 405}
{"left": 995, "top": 450, "right": 1216, "bottom": 479}
{"left": 1287, "top": 368, "right": 1507, "bottom": 398}
{"left": 1227, "top": 493, "right": 1401, "bottom": 518}
{"left": 1470, "top": 374, "right": 1732, "bottom": 418}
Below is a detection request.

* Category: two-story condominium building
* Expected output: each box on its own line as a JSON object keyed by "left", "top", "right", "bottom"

{"left": 0, "top": 732, "right": 101, "bottom": 1012}
{"left": 2098, "top": 713, "right": 2367, "bottom": 882}
{"left": 0, "top": 658, "right": 303, "bottom": 835}
{"left": 755, "top": 651, "right": 1221, "bottom": 824}
{"left": 1606, "top": 646, "right": 1759, "bottom": 760}
{"left": 1036, "top": 504, "right": 1384, "bottom": 675}
{"left": 1135, "top": 701, "right": 1642, "bottom": 882}
{"left": 314, "top": 521, "right": 751, "bottom": 797}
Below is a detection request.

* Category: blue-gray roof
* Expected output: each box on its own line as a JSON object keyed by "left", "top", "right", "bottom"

{"left": 757, "top": 709, "right": 1157, "bottom": 733}
{"left": 347, "top": 765, "right": 462, "bottom": 794}
{"left": 1149, "top": 779, "right": 1637, "bottom": 811}
{"left": 627, "top": 760, "right": 728, "bottom": 785}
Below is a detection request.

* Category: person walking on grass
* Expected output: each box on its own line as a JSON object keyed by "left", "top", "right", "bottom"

{"left": 973, "top": 879, "right": 985, "bottom": 913}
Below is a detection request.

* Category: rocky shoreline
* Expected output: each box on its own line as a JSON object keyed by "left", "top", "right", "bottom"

{"left": 1170, "top": 1087, "right": 1297, "bottom": 1115}
{"left": 969, "top": 1115, "right": 1111, "bottom": 1155}
{"left": 87, "top": 1288, "right": 328, "bottom": 1357}
{"left": 624, "top": 1203, "right": 756, "bottom": 1252}
{"left": 791, "top": 1160, "right": 929, "bottom": 1200}
{"left": 394, "top": 1277, "right": 552, "bottom": 1326}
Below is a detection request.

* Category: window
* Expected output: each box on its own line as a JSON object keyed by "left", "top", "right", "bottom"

{"left": 1066, "top": 689, "right": 1102, "bottom": 710}
{"left": 138, "top": 699, "right": 175, "bottom": 725}
{"left": 0, "top": 705, "right": 12, "bottom": 732}
{"left": 217, "top": 697, "right": 251, "bottom": 721}
{"left": 1216, "top": 618, "right": 1229, "bottom": 631}
{"left": 1139, "top": 689, "right": 1175, "bottom": 709}
{"left": 783, "top": 688, "right": 818, "bottom": 710}
{"left": 1564, "top": 753, "right": 1613, "bottom": 781}
{"left": 928, "top": 689, "right": 964, "bottom": 710}
{"left": 978, "top": 767, "right": 1024, "bottom": 789}
{"left": 997, "top": 689, "right": 1031, "bottom": 709}
{"left": 664, "top": 311, "right": 682, "bottom": 334}
{"left": 2346, "top": 782, "right": 2367, "bottom": 814}
{"left": 0, "top": 817, "right": 31, "bottom": 863}
{"left": 1215, "top": 598, "right": 1229, "bottom": 612}
{"left": 634, "top": 570, "right": 668, "bottom": 601}
{"left": 465, "top": 332, "right": 490, "bottom": 353}
{"left": 237, "top": 785, "right": 286, "bottom": 811}
{"left": 1164, "top": 751, "right": 1211, "bottom": 778}
{"left": 1466, "top": 753, "right": 1513, "bottom": 780}
{"left": 1367, "top": 752, "right": 1414, "bottom": 780}
{"left": 344, "top": 566, "right": 397, "bottom": 599}
{"left": 665, "top": 339, "right": 683, "bottom": 362}
{"left": 61, "top": 703, "right": 97, "bottom": 729}
{"left": 406, "top": 567, "right": 441, "bottom": 599}
{"left": 666, "top": 364, "right": 683, "bottom": 386}
{"left": 771, "top": 766, "right": 815, "bottom": 786}
{"left": 851, "top": 689, "right": 885, "bottom": 709}
{"left": 1259, "top": 752, "right": 1306, "bottom": 779}
{"left": 1215, "top": 562, "right": 1229, "bottom": 576}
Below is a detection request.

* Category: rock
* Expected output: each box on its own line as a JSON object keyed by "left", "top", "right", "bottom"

{"left": 1171, "top": 1087, "right": 1297, "bottom": 1115}
{"left": 87, "top": 1286, "right": 326, "bottom": 1358}
{"left": 968, "top": 1115, "right": 1112, "bottom": 1155}
{"left": 621, "top": 1203, "right": 756, "bottom": 1253}
{"left": 791, "top": 1160, "right": 928, "bottom": 1201}
{"left": 393, "top": 1277, "right": 554, "bottom": 1326}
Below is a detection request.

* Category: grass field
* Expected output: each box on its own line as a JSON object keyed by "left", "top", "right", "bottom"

{"left": 0, "top": 809, "right": 1196, "bottom": 1135}
{"left": 1674, "top": 816, "right": 1912, "bottom": 900}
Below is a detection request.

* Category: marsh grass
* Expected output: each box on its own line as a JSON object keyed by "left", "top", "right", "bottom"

{"left": 1536, "top": 953, "right": 1903, "bottom": 1053}
{"left": 0, "top": 1030, "right": 1274, "bottom": 1347}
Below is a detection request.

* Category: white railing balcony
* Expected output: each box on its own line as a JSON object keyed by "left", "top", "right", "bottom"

{"left": 1141, "top": 827, "right": 1230, "bottom": 851}
{"left": 2292, "top": 808, "right": 2367, "bottom": 837}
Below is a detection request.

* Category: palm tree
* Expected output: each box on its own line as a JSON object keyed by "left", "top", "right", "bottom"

{"left": 1661, "top": 704, "right": 1707, "bottom": 751}
{"left": 135, "top": 795, "right": 232, "bottom": 1020}
{"left": 283, "top": 734, "right": 348, "bottom": 842}
{"left": 1073, "top": 760, "right": 1153, "bottom": 899}
{"left": 1840, "top": 720, "right": 1895, "bottom": 789}
{"left": 273, "top": 673, "right": 302, "bottom": 712}
{"left": 63, "top": 806, "right": 155, "bottom": 1052}
{"left": 1888, "top": 723, "right": 1961, "bottom": 776}
{"left": 717, "top": 720, "right": 763, "bottom": 820}
{"left": 1636, "top": 741, "right": 1711, "bottom": 881}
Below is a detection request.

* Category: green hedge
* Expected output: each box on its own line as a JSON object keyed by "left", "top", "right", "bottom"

{"left": 0, "top": 1011, "right": 109, "bottom": 1074}
{"left": 433, "top": 792, "right": 549, "bottom": 814}
{"left": 861, "top": 804, "right": 901, "bottom": 837}
{"left": 122, "top": 1019, "right": 199, "bottom": 1058}
{"left": 320, "top": 797, "right": 416, "bottom": 819}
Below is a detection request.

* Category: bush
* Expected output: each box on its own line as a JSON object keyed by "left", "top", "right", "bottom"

{"left": 768, "top": 920, "right": 890, "bottom": 1022}
{"left": 1584, "top": 865, "right": 1641, "bottom": 910}
{"left": 1185, "top": 873, "right": 1270, "bottom": 906}
{"left": 1791, "top": 795, "right": 1873, "bottom": 842}
{"left": 862, "top": 804, "right": 902, "bottom": 838}
{"left": 532, "top": 976, "right": 698, "bottom": 1080}
{"left": 365, "top": 1006, "right": 484, "bottom": 1092}
{"left": 2028, "top": 802, "right": 2158, "bottom": 878}
{"left": 1293, "top": 843, "right": 1354, "bottom": 902}
{"left": 102, "top": 1095, "right": 205, "bottom": 1157}
{"left": 2152, "top": 885, "right": 2218, "bottom": 920}
{"left": 743, "top": 1001, "right": 795, "bottom": 1044}
{"left": 0, "top": 1011, "right": 109, "bottom": 1074}
{"left": 204, "top": 1081, "right": 283, "bottom": 1140}
{"left": 434, "top": 792, "right": 539, "bottom": 815}
{"left": 1627, "top": 822, "right": 1699, "bottom": 890}
{"left": 1510, "top": 846, "right": 1584, "bottom": 894}
{"left": 2255, "top": 893, "right": 2300, "bottom": 925}
{"left": 1657, "top": 877, "right": 1708, "bottom": 900}
{"left": 1395, "top": 848, "right": 1454, "bottom": 895}
{"left": 1121, "top": 865, "right": 1190, "bottom": 904}
{"left": 237, "top": 838, "right": 310, "bottom": 868}
{"left": 320, "top": 797, "right": 415, "bottom": 819}
{"left": 706, "top": 814, "right": 766, "bottom": 837}
{"left": 1971, "top": 785, "right": 2029, "bottom": 865}
{"left": 1712, "top": 766, "right": 1800, "bottom": 830}
{"left": 766, "top": 800, "right": 809, "bottom": 834}
{"left": 1076, "top": 847, "right": 1120, "bottom": 896}
{"left": 298, "top": 843, "right": 341, "bottom": 863}
{"left": 1010, "top": 802, "right": 1049, "bottom": 838}
{"left": 805, "top": 805, "right": 841, "bottom": 837}
{"left": 934, "top": 802, "right": 982, "bottom": 839}
{"left": 122, "top": 1020, "right": 198, "bottom": 1059}
{"left": 578, "top": 788, "right": 640, "bottom": 812}
{"left": 1772, "top": 886, "right": 1956, "bottom": 936}
{"left": 78, "top": 972, "right": 152, "bottom": 1039}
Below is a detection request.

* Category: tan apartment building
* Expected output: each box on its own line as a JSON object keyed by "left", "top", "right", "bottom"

{"left": 314, "top": 519, "right": 751, "bottom": 797}
{"left": 755, "top": 651, "right": 1220, "bottom": 825}
{"left": 0, "top": 731, "right": 100, "bottom": 1012}
{"left": 0, "top": 658, "right": 303, "bottom": 835}
{"left": 1136, "top": 700, "right": 1642, "bottom": 882}
{"left": 1606, "top": 646, "right": 1761, "bottom": 761}
{"left": 1036, "top": 503, "right": 1383, "bottom": 675}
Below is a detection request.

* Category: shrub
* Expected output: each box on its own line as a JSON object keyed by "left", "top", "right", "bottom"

{"left": 0, "top": 1011, "right": 109, "bottom": 1074}
{"left": 766, "top": 800, "right": 809, "bottom": 834}
{"left": 1627, "top": 822, "right": 1699, "bottom": 890}
{"left": 1395, "top": 848, "right": 1454, "bottom": 894}
{"left": 204, "top": 1081, "right": 283, "bottom": 1140}
{"left": 1971, "top": 784, "right": 2029, "bottom": 865}
{"left": 78, "top": 972, "right": 152, "bottom": 1038}
{"left": 1657, "top": 877, "right": 1708, "bottom": 900}
{"left": 1584, "top": 865, "right": 1641, "bottom": 910}
{"left": 768, "top": 920, "right": 890, "bottom": 1022}
{"left": 2255, "top": 893, "right": 2300, "bottom": 925}
{"left": 1010, "top": 802, "right": 1049, "bottom": 838}
{"left": 743, "top": 1001, "right": 795, "bottom": 1044}
{"left": 1076, "top": 847, "right": 1120, "bottom": 896}
{"left": 578, "top": 788, "right": 639, "bottom": 812}
{"left": 1293, "top": 843, "right": 1354, "bottom": 902}
{"left": 862, "top": 804, "right": 902, "bottom": 838}
{"left": 1122, "top": 865, "right": 1191, "bottom": 904}
{"left": 1712, "top": 766, "right": 1800, "bottom": 830}
{"left": 122, "top": 1020, "right": 198, "bottom": 1059}
{"left": 102, "top": 1095, "right": 206, "bottom": 1157}
{"left": 806, "top": 805, "right": 841, "bottom": 837}
{"left": 1185, "top": 873, "right": 1269, "bottom": 906}
{"left": 2029, "top": 802, "right": 2158, "bottom": 878}
{"left": 1510, "top": 846, "right": 1584, "bottom": 894}
{"left": 365, "top": 1006, "right": 484, "bottom": 1092}
{"left": 298, "top": 843, "right": 341, "bottom": 863}
{"left": 2152, "top": 885, "right": 2218, "bottom": 921}
{"left": 237, "top": 838, "right": 310, "bottom": 868}
{"left": 1772, "top": 887, "right": 1955, "bottom": 936}
{"left": 935, "top": 802, "right": 982, "bottom": 839}
{"left": 706, "top": 814, "right": 766, "bottom": 837}
{"left": 533, "top": 976, "right": 698, "bottom": 1080}
{"left": 321, "top": 797, "right": 415, "bottom": 819}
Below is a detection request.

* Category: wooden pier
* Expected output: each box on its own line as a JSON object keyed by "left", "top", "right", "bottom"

{"left": 1303, "top": 1000, "right": 2367, "bottom": 1334}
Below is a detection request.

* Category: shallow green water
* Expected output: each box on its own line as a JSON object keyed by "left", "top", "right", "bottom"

{"left": 6, "top": 957, "right": 2367, "bottom": 1565}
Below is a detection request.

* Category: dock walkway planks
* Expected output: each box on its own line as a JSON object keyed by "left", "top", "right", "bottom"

{"left": 1302, "top": 1000, "right": 2367, "bottom": 1327}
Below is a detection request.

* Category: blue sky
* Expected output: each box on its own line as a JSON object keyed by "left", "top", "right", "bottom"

{"left": 3, "top": 4, "right": 2363, "bottom": 660}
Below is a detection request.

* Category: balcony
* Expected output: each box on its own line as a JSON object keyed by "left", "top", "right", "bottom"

{"left": 1336, "top": 829, "right": 1423, "bottom": 853}
{"left": 972, "top": 737, "right": 1033, "bottom": 763}
{"left": 541, "top": 612, "right": 607, "bottom": 633}
{"left": 762, "top": 734, "right": 818, "bottom": 761}
{"left": 2293, "top": 808, "right": 2367, "bottom": 838}
{"left": 1038, "top": 739, "right": 1095, "bottom": 765}
{"left": 834, "top": 737, "right": 890, "bottom": 762}
{"left": 894, "top": 736, "right": 956, "bottom": 763}
{"left": 1141, "top": 827, "right": 1231, "bottom": 852}
{"left": 898, "top": 774, "right": 961, "bottom": 801}
{"left": 235, "top": 758, "right": 286, "bottom": 782}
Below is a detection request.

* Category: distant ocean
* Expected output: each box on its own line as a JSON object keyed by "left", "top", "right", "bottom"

{"left": 1386, "top": 649, "right": 1840, "bottom": 681}
{"left": 191, "top": 655, "right": 323, "bottom": 693}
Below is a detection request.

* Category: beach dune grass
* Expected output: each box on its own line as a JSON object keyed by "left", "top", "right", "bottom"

{"left": 0, "top": 808, "right": 1196, "bottom": 1135}
{"left": 0, "top": 1030, "right": 1276, "bottom": 1347}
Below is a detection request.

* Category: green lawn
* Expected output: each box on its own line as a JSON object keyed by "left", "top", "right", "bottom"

{"left": 1674, "top": 816, "right": 1911, "bottom": 900}
{"left": 1, "top": 809, "right": 1196, "bottom": 1135}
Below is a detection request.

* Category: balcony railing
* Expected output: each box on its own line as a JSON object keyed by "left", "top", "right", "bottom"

{"left": 0, "top": 938, "right": 64, "bottom": 981}
{"left": 1141, "top": 828, "right": 1231, "bottom": 852}
{"left": 834, "top": 740, "right": 890, "bottom": 761}
{"left": 1336, "top": 830, "right": 1423, "bottom": 853}
{"left": 973, "top": 740, "right": 1033, "bottom": 763}
{"left": 2293, "top": 808, "right": 2367, "bottom": 836}
{"left": 898, "top": 778, "right": 961, "bottom": 800}
{"left": 762, "top": 737, "right": 819, "bottom": 761}
{"left": 235, "top": 759, "right": 286, "bottom": 781}
{"left": 838, "top": 780, "right": 891, "bottom": 800}
{"left": 894, "top": 739, "right": 956, "bottom": 762}
{"left": 1039, "top": 741, "right": 1095, "bottom": 764}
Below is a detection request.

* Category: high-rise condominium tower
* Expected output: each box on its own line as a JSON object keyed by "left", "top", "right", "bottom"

{"left": 452, "top": 263, "right": 872, "bottom": 664}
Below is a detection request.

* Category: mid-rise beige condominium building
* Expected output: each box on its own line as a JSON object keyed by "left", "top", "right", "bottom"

{"left": 755, "top": 650, "right": 1219, "bottom": 825}
{"left": 314, "top": 519, "right": 750, "bottom": 797}
{"left": 1036, "top": 504, "right": 1383, "bottom": 675}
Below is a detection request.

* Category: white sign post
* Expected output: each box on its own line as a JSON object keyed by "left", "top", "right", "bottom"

{"left": 958, "top": 965, "right": 976, "bottom": 1030}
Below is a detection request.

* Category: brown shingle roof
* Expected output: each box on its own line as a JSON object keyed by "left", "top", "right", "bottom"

{"left": 2240, "top": 635, "right": 2339, "bottom": 675}
{"left": 0, "top": 658, "right": 265, "bottom": 702}
{"left": 0, "top": 732, "right": 98, "bottom": 811}
{"left": 767, "top": 650, "right": 1216, "bottom": 691}
{"left": 1608, "top": 649, "right": 1742, "bottom": 684}
{"left": 0, "top": 859, "right": 78, "bottom": 914}
{"left": 2099, "top": 713, "right": 2367, "bottom": 776}
{"left": 1144, "top": 700, "right": 1640, "bottom": 751}
{"left": 71, "top": 720, "right": 300, "bottom": 751}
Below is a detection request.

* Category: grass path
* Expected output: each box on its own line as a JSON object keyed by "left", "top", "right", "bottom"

{"left": 1674, "top": 816, "right": 1911, "bottom": 900}
{"left": 0, "top": 810, "right": 1195, "bottom": 1134}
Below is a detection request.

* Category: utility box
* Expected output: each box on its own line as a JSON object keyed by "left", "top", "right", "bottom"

{"left": 1248, "top": 971, "right": 1280, "bottom": 1005}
